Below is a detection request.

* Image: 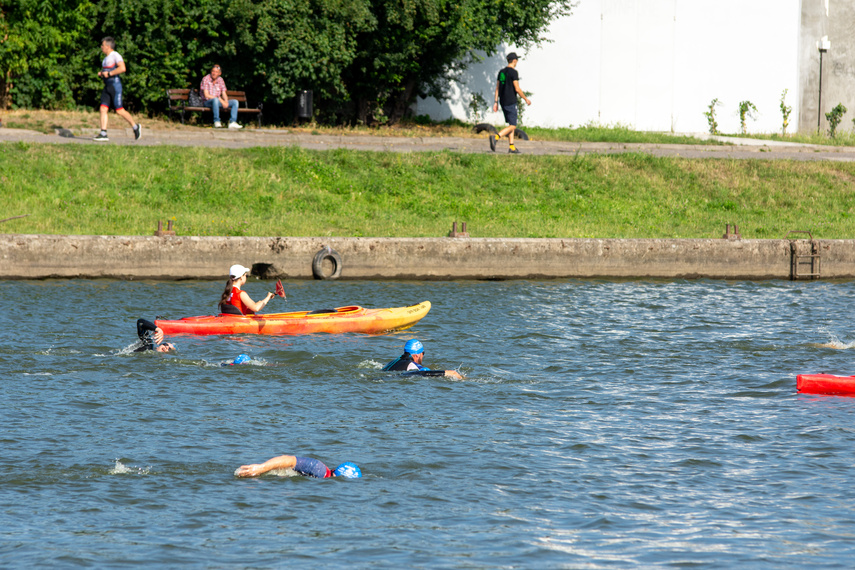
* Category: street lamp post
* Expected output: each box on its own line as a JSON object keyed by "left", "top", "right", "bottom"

{"left": 817, "top": 36, "right": 831, "bottom": 131}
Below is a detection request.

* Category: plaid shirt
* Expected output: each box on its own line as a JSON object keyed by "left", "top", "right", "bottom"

{"left": 200, "top": 74, "right": 227, "bottom": 101}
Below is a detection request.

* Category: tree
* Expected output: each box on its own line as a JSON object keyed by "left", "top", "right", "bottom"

{"left": 343, "top": 0, "right": 576, "bottom": 125}
{"left": 95, "top": 0, "right": 226, "bottom": 111}
{"left": 1, "top": 0, "right": 575, "bottom": 123}
{"left": 0, "top": 0, "right": 95, "bottom": 109}
{"left": 94, "top": 0, "right": 372, "bottom": 117}
{"left": 236, "top": 0, "right": 373, "bottom": 114}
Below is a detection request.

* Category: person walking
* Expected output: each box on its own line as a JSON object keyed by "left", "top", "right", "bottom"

{"left": 490, "top": 52, "right": 531, "bottom": 154}
{"left": 95, "top": 37, "right": 142, "bottom": 142}
{"left": 200, "top": 64, "right": 242, "bottom": 129}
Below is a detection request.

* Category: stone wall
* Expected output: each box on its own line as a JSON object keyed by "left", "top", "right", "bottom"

{"left": 2, "top": 234, "right": 851, "bottom": 281}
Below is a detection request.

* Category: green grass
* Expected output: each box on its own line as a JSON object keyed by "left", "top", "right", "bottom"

{"left": 522, "top": 124, "right": 719, "bottom": 145}
{"left": 3, "top": 142, "right": 855, "bottom": 239}
{"left": 730, "top": 130, "right": 855, "bottom": 146}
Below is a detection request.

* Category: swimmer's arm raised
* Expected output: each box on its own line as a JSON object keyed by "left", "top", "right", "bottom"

{"left": 137, "top": 318, "right": 164, "bottom": 344}
{"left": 235, "top": 454, "right": 297, "bottom": 477}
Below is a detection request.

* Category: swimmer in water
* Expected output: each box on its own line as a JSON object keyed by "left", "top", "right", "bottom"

{"left": 136, "top": 319, "right": 255, "bottom": 364}
{"left": 135, "top": 318, "right": 175, "bottom": 352}
{"left": 234, "top": 455, "right": 361, "bottom": 478}
{"left": 382, "top": 339, "right": 463, "bottom": 379}
{"left": 222, "top": 354, "right": 251, "bottom": 366}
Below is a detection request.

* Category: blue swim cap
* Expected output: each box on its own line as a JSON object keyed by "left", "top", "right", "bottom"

{"left": 404, "top": 339, "right": 424, "bottom": 355}
{"left": 333, "top": 462, "right": 362, "bottom": 478}
{"left": 233, "top": 354, "right": 250, "bottom": 365}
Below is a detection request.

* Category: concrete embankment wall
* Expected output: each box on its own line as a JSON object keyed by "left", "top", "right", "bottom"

{"left": 2, "top": 234, "right": 853, "bottom": 280}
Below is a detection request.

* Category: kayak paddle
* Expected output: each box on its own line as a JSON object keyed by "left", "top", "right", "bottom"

{"left": 273, "top": 279, "right": 286, "bottom": 300}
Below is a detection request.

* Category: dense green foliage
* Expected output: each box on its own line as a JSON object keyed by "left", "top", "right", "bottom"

{"left": 0, "top": 0, "right": 97, "bottom": 108}
{"left": 3, "top": 142, "right": 855, "bottom": 239}
{"left": 0, "top": 0, "right": 573, "bottom": 123}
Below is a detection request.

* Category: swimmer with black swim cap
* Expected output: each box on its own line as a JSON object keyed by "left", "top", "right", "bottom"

{"left": 135, "top": 318, "right": 175, "bottom": 353}
{"left": 234, "top": 455, "right": 361, "bottom": 479}
{"left": 382, "top": 339, "right": 463, "bottom": 379}
{"left": 136, "top": 320, "right": 253, "bottom": 363}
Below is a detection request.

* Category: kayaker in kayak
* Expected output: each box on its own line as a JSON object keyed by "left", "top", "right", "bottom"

{"left": 135, "top": 318, "right": 176, "bottom": 352}
{"left": 219, "top": 264, "right": 275, "bottom": 315}
{"left": 382, "top": 339, "right": 463, "bottom": 379}
{"left": 234, "top": 455, "right": 362, "bottom": 479}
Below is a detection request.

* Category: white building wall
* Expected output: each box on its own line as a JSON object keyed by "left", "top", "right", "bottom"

{"left": 415, "top": 0, "right": 801, "bottom": 134}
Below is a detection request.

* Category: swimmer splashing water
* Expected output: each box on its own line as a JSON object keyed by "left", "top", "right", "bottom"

{"left": 135, "top": 319, "right": 175, "bottom": 353}
{"left": 136, "top": 318, "right": 253, "bottom": 363}
{"left": 234, "top": 455, "right": 361, "bottom": 479}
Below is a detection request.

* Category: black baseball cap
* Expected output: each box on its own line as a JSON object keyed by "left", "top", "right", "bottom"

{"left": 506, "top": 52, "right": 519, "bottom": 62}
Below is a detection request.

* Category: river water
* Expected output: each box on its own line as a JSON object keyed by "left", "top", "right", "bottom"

{"left": 2, "top": 278, "right": 855, "bottom": 567}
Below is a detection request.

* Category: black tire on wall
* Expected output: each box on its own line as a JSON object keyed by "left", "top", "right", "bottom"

{"left": 312, "top": 248, "right": 343, "bottom": 280}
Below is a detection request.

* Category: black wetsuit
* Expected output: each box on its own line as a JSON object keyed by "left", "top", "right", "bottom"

{"left": 382, "top": 353, "right": 446, "bottom": 377}
{"left": 135, "top": 318, "right": 158, "bottom": 352}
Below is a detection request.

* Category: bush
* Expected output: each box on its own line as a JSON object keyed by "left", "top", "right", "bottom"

{"left": 738, "top": 100, "right": 757, "bottom": 135}
{"left": 826, "top": 103, "right": 847, "bottom": 138}
{"left": 780, "top": 89, "right": 792, "bottom": 136}
{"left": 704, "top": 98, "right": 721, "bottom": 135}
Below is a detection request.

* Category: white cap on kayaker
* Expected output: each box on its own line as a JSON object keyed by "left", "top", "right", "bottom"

{"left": 229, "top": 264, "right": 250, "bottom": 279}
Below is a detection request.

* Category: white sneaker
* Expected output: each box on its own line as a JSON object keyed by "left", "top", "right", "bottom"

{"left": 228, "top": 122, "right": 243, "bottom": 129}
{"left": 214, "top": 121, "right": 223, "bottom": 128}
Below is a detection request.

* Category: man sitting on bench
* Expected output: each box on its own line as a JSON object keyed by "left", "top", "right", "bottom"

{"left": 200, "top": 64, "right": 242, "bottom": 129}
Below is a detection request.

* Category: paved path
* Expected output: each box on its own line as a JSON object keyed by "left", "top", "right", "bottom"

{"left": 3, "top": 126, "right": 855, "bottom": 161}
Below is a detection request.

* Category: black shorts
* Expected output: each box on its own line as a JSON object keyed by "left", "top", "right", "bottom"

{"left": 501, "top": 103, "right": 518, "bottom": 126}
{"left": 100, "top": 78, "right": 124, "bottom": 110}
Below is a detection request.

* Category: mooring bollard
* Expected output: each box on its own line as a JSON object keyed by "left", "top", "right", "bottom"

{"left": 449, "top": 222, "right": 470, "bottom": 238}
{"left": 723, "top": 224, "right": 741, "bottom": 240}
{"left": 154, "top": 220, "right": 176, "bottom": 237}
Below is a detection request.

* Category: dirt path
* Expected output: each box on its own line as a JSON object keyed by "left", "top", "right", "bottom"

{"left": 3, "top": 126, "right": 855, "bottom": 161}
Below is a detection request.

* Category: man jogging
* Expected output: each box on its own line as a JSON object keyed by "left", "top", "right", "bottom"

{"left": 95, "top": 37, "right": 141, "bottom": 142}
{"left": 490, "top": 52, "right": 531, "bottom": 154}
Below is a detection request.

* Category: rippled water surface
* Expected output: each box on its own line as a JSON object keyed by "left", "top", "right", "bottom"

{"left": 3, "top": 278, "right": 855, "bottom": 567}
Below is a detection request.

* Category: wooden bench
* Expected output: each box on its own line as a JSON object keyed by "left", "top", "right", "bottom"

{"left": 166, "top": 89, "right": 263, "bottom": 127}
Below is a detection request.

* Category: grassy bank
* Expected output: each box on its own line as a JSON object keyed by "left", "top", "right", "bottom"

{"left": 3, "top": 142, "right": 855, "bottom": 239}
{"left": 733, "top": 130, "right": 855, "bottom": 147}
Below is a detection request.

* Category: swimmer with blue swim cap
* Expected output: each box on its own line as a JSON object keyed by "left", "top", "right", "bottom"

{"left": 234, "top": 455, "right": 362, "bottom": 479}
{"left": 222, "top": 353, "right": 251, "bottom": 366}
{"left": 382, "top": 338, "right": 463, "bottom": 379}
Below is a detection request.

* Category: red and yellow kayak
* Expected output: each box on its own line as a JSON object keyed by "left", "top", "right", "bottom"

{"left": 796, "top": 373, "right": 855, "bottom": 396}
{"left": 156, "top": 301, "right": 431, "bottom": 336}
